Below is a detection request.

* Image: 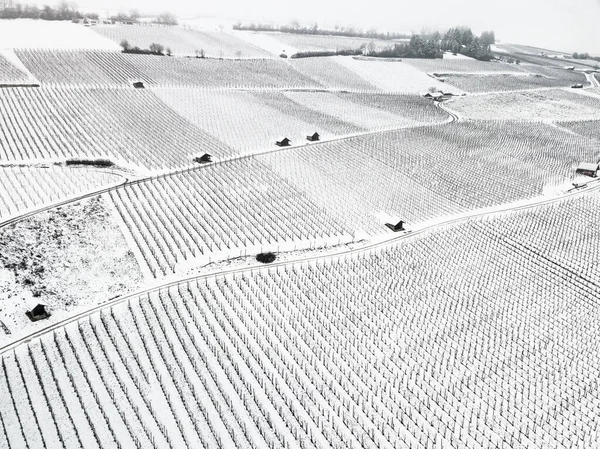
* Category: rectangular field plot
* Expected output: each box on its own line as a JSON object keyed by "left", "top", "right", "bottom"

{"left": 0, "top": 166, "right": 121, "bottom": 219}
{"left": 447, "top": 88, "right": 600, "bottom": 121}
{"left": 404, "top": 57, "right": 527, "bottom": 74}
{"left": 0, "top": 51, "right": 35, "bottom": 85}
{"left": 337, "top": 91, "right": 450, "bottom": 124}
{"left": 0, "top": 87, "right": 230, "bottom": 170}
{"left": 15, "top": 49, "right": 153, "bottom": 86}
{"left": 270, "top": 32, "right": 397, "bottom": 52}
{"left": 259, "top": 120, "right": 600, "bottom": 233}
{"left": 442, "top": 70, "right": 587, "bottom": 93}
{"left": 281, "top": 91, "right": 420, "bottom": 130}
{"left": 558, "top": 119, "right": 600, "bottom": 141}
{"left": 110, "top": 159, "right": 354, "bottom": 276}
{"left": 258, "top": 144, "right": 465, "bottom": 234}
{"left": 6, "top": 192, "right": 600, "bottom": 449}
{"left": 93, "top": 25, "right": 273, "bottom": 58}
{"left": 153, "top": 88, "right": 345, "bottom": 153}
{"left": 288, "top": 57, "right": 379, "bottom": 91}
{"left": 476, "top": 192, "right": 600, "bottom": 281}
{"left": 335, "top": 57, "right": 455, "bottom": 93}
{"left": 14, "top": 49, "right": 320, "bottom": 88}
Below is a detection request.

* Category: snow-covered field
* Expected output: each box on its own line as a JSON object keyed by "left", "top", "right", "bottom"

{"left": 2, "top": 31, "right": 600, "bottom": 449}
{"left": 0, "top": 165, "right": 123, "bottom": 220}
{"left": 3, "top": 191, "right": 600, "bottom": 448}
{"left": 93, "top": 24, "right": 274, "bottom": 58}
{"left": 446, "top": 88, "right": 600, "bottom": 121}
{"left": 0, "top": 19, "right": 120, "bottom": 50}
{"left": 0, "top": 196, "right": 143, "bottom": 346}
{"left": 335, "top": 56, "right": 459, "bottom": 93}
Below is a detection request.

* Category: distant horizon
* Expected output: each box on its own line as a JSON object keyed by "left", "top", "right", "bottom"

{"left": 14, "top": 0, "right": 600, "bottom": 55}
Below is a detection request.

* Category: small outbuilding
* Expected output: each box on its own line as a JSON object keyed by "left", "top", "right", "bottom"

{"left": 385, "top": 221, "right": 406, "bottom": 232}
{"left": 306, "top": 132, "right": 320, "bottom": 142}
{"left": 424, "top": 92, "right": 443, "bottom": 101}
{"left": 26, "top": 304, "right": 50, "bottom": 322}
{"left": 276, "top": 138, "right": 291, "bottom": 147}
{"left": 576, "top": 162, "right": 598, "bottom": 177}
{"left": 194, "top": 153, "right": 212, "bottom": 163}
{"left": 133, "top": 81, "right": 145, "bottom": 89}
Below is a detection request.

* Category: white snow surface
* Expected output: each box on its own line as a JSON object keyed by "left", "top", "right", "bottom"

{"left": 0, "top": 19, "right": 120, "bottom": 50}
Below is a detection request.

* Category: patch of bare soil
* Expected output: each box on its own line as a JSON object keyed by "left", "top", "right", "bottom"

{"left": 0, "top": 195, "right": 143, "bottom": 344}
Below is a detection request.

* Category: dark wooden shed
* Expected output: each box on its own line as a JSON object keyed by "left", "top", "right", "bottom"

{"left": 276, "top": 138, "right": 291, "bottom": 147}
{"left": 194, "top": 153, "right": 212, "bottom": 163}
{"left": 26, "top": 304, "right": 50, "bottom": 322}
{"left": 385, "top": 221, "right": 405, "bottom": 232}
{"left": 307, "top": 132, "right": 320, "bottom": 142}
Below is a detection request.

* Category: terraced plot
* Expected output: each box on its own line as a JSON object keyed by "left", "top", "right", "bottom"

{"left": 0, "top": 51, "right": 34, "bottom": 85}
{"left": 0, "top": 86, "right": 230, "bottom": 169}
{"left": 288, "top": 57, "right": 379, "bottom": 91}
{"left": 271, "top": 32, "right": 399, "bottom": 52}
{"left": 3, "top": 190, "right": 600, "bottom": 449}
{"left": 558, "top": 119, "right": 600, "bottom": 141}
{"left": 446, "top": 89, "right": 600, "bottom": 121}
{"left": 441, "top": 71, "right": 586, "bottom": 93}
{"left": 335, "top": 57, "right": 454, "bottom": 93}
{"left": 94, "top": 24, "right": 273, "bottom": 58}
{"left": 0, "top": 166, "right": 121, "bottom": 219}
{"left": 259, "top": 120, "right": 600, "bottom": 233}
{"left": 110, "top": 159, "right": 353, "bottom": 276}
{"left": 15, "top": 49, "right": 320, "bottom": 88}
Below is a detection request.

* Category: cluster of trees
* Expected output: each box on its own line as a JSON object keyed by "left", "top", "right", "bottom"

{"left": 572, "top": 52, "right": 600, "bottom": 62}
{"left": 0, "top": 0, "right": 93, "bottom": 20}
{"left": 0, "top": 1, "right": 178, "bottom": 25}
{"left": 108, "top": 10, "right": 139, "bottom": 23}
{"left": 233, "top": 21, "right": 409, "bottom": 40}
{"left": 440, "top": 27, "right": 495, "bottom": 61}
{"left": 363, "top": 28, "right": 495, "bottom": 61}
{"left": 120, "top": 39, "right": 171, "bottom": 56}
{"left": 365, "top": 35, "right": 442, "bottom": 59}
{"left": 154, "top": 11, "right": 177, "bottom": 25}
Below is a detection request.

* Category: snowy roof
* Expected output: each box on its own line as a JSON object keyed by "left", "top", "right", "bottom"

{"left": 577, "top": 162, "right": 598, "bottom": 171}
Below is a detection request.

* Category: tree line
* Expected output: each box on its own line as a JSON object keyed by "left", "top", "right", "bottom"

{"left": 0, "top": 0, "right": 93, "bottom": 20}
{"left": 233, "top": 21, "right": 410, "bottom": 41}
{"left": 364, "top": 28, "right": 495, "bottom": 60}
{"left": 0, "top": 1, "right": 177, "bottom": 25}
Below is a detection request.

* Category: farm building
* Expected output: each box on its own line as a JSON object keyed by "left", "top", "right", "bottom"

{"left": 276, "top": 138, "right": 291, "bottom": 147}
{"left": 307, "top": 132, "right": 320, "bottom": 142}
{"left": 25, "top": 303, "right": 50, "bottom": 322}
{"left": 424, "top": 92, "right": 443, "bottom": 101}
{"left": 386, "top": 220, "right": 406, "bottom": 232}
{"left": 194, "top": 153, "right": 212, "bottom": 163}
{"left": 133, "top": 81, "right": 145, "bottom": 89}
{"left": 576, "top": 162, "right": 598, "bottom": 177}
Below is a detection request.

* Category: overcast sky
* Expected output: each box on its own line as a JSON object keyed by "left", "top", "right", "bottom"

{"left": 38, "top": 0, "right": 600, "bottom": 54}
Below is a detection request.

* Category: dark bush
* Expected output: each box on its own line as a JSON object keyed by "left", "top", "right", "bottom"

{"left": 65, "top": 158, "right": 114, "bottom": 167}
{"left": 291, "top": 48, "right": 362, "bottom": 58}
{"left": 256, "top": 252, "right": 277, "bottom": 264}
